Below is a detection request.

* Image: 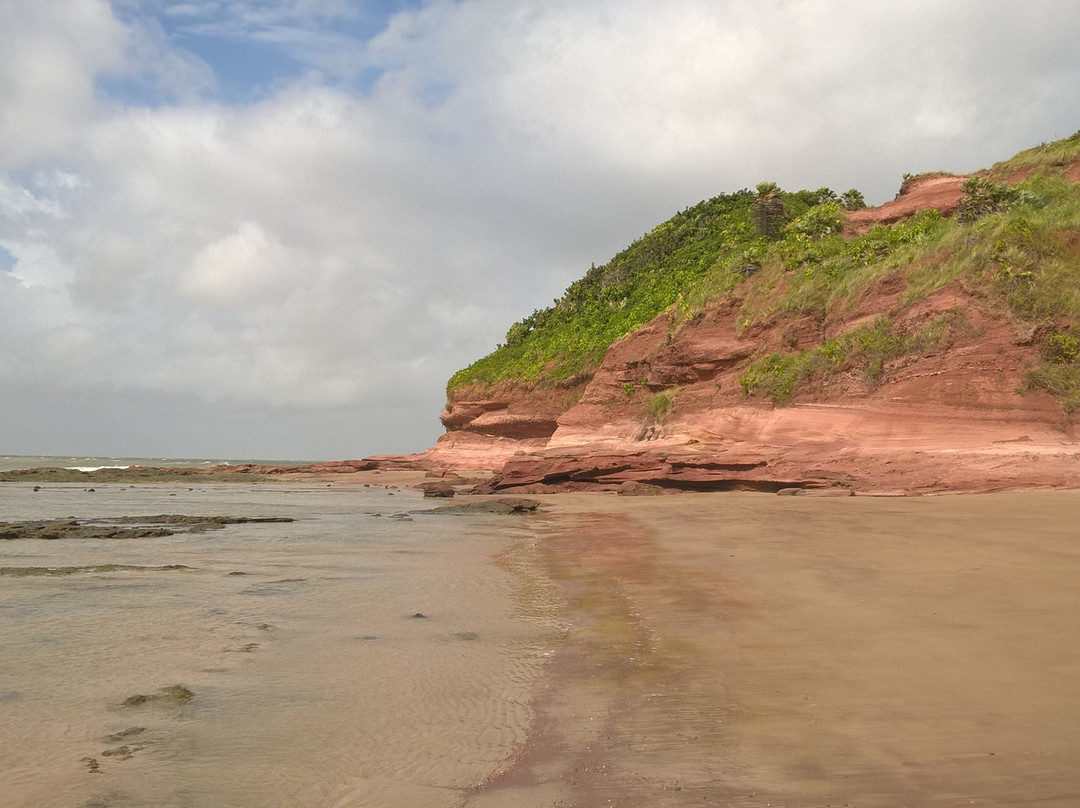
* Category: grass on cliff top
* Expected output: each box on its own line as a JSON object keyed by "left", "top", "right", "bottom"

{"left": 739, "top": 172, "right": 1080, "bottom": 406}
{"left": 449, "top": 132, "right": 1080, "bottom": 412}
{"left": 448, "top": 189, "right": 758, "bottom": 390}
{"left": 984, "top": 130, "right": 1080, "bottom": 180}
{"left": 447, "top": 187, "right": 853, "bottom": 392}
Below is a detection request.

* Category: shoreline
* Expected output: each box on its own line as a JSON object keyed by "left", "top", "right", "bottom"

{"left": 0, "top": 481, "right": 555, "bottom": 808}
{"left": 5, "top": 443, "right": 1079, "bottom": 498}
{"left": 7, "top": 471, "right": 1080, "bottom": 803}
{"left": 470, "top": 490, "right": 1080, "bottom": 806}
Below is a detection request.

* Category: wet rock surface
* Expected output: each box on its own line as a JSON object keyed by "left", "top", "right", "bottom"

{"left": 121, "top": 685, "right": 194, "bottom": 708}
{"left": 0, "top": 564, "right": 191, "bottom": 577}
{"left": 430, "top": 497, "right": 541, "bottom": 515}
{"left": 418, "top": 481, "right": 456, "bottom": 498}
{"left": 0, "top": 515, "right": 293, "bottom": 541}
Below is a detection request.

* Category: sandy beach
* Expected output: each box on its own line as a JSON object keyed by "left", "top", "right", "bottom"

{"left": 4, "top": 472, "right": 1080, "bottom": 806}
{"left": 470, "top": 489, "right": 1080, "bottom": 807}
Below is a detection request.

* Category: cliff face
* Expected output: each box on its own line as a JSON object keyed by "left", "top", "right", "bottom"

{"left": 420, "top": 148, "right": 1080, "bottom": 494}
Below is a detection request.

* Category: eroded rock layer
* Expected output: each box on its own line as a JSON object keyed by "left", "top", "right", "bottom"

{"left": 414, "top": 169, "right": 1080, "bottom": 494}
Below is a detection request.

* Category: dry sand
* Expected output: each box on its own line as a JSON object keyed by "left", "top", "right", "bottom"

{"left": 469, "top": 490, "right": 1080, "bottom": 807}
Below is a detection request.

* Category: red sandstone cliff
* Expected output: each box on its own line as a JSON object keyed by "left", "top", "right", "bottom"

{"left": 409, "top": 167, "right": 1080, "bottom": 494}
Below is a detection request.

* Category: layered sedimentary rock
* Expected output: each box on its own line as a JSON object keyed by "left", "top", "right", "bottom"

{"left": 409, "top": 172, "right": 1080, "bottom": 494}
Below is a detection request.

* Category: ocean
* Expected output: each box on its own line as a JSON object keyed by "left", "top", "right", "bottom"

{"left": 0, "top": 479, "right": 561, "bottom": 808}
{"left": 0, "top": 456, "right": 317, "bottom": 473}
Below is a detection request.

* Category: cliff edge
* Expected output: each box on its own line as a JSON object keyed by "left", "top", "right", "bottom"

{"left": 408, "top": 134, "right": 1080, "bottom": 494}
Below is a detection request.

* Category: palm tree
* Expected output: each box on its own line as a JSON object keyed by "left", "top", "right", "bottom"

{"left": 753, "top": 181, "right": 784, "bottom": 239}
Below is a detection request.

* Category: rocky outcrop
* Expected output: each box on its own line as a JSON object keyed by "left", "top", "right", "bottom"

{"left": 844, "top": 173, "right": 967, "bottom": 234}
{"left": 399, "top": 160, "right": 1080, "bottom": 495}
{"left": 423, "top": 274, "right": 1080, "bottom": 494}
{"left": 440, "top": 383, "right": 571, "bottom": 440}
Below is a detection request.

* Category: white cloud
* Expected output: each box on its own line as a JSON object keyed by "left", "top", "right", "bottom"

{"left": 181, "top": 221, "right": 297, "bottom": 305}
{"left": 0, "top": 177, "right": 68, "bottom": 222}
{"left": 1, "top": 0, "right": 1079, "bottom": 457}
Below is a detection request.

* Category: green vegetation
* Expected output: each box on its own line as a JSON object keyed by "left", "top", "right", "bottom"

{"left": 955, "top": 177, "right": 1040, "bottom": 222}
{"left": 984, "top": 130, "right": 1080, "bottom": 180}
{"left": 449, "top": 131, "right": 1080, "bottom": 412}
{"left": 1026, "top": 362, "right": 1080, "bottom": 411}
{"left": 449, "top": 189, "right": 762, "bottom": 389}
{"left": 840, "top": 188, "right": 866, "bottom": 210}
{"left": 448, "top": 185, "right": 858, "bottom": 391}
{"left": 753, "top": 181, "right": 785, "bottom": 239}
{"left": 733, "top": 208, "right": 949, "bottom": 326}
{"left": 739, "top": 314, "right": 960, "bottom": 403}
{"left": 646, "top": 390, "right": 675, "bottom": 421}
{"left": 1027, "top": 327, "right": 1080, "bottom": 411}
{"left": 1045, "top": 329, "right": 1080, "bottom": 364}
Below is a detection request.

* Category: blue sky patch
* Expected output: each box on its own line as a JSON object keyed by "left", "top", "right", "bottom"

{"left": 0, "top": 245, "right": 15, "bottom": 273}
{"left": 171, "top": 33, "right": 305, "bottom": 103}
{"left": 131, "top": 0, "right": 428, "bottom": 103}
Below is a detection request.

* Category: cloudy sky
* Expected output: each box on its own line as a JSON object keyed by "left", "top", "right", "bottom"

{"left": 1, "top": 0, "right": 1078, "bottom": 461}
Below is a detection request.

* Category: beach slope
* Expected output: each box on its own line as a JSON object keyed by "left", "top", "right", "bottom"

{"left": 469, "top": 490, "right": 1080, "bottom": 806}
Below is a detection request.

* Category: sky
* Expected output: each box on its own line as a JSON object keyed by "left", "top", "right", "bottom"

{"left": 1, "top": 0, "right": 1079, "bottom": 461}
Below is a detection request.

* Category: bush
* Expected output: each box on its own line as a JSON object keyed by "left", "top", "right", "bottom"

{"left": 1045, "top": 330, "right": 1080, "bottom": 364}
{"left": 956, "top": 178, "right": 1039, "bottom": 222}
{"left": 1026, "top": 364, "right": 1080, "bottom": 411}
{"left": 739, "top": 315, "right": 958, "bottom": 403}
{"left": 784, "top": 201, "right": 846, "bottom": 240}
{"left": 840, "top": 189, "right": 866, "bottom": 210}
{"left": 449, "top": 189, "right": 759, "bottom": 391}
{"left": 647, "top": 391, "right": 674, "bottom": 420}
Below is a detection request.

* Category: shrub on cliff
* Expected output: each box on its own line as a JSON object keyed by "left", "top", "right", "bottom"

{"left": 448, "top": 132, "right": 1080, "bottom": 414}
{"left": 448, "top": 185, "right": 859, "bottom": 393}
{"left": 956, "top": 177, "right": 1039, "bottom": 222}
{"left": 739, "top": 314, "right": 960, "bottom": 403}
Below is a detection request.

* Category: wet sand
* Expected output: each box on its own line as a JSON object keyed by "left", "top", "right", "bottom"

{"left": 470, "top": 490, "right": 1080, "bottom": 807}
{"left": 0, "top": 482, "right": 559, "bottom": 808}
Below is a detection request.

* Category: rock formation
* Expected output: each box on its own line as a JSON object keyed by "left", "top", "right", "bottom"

{"left": 400, "top": 143, "right": 1080, "bottom": 495}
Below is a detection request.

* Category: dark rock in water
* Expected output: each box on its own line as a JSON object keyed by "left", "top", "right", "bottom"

{"left": 419, "top": 482, "right": 456, "bottom": 498}
{"left": 431, "top": 497, "right": 541, "bottom": 515}
{"left": 101, "top": 745, "right": 135, "bottom": 759}
{"left": 0, "top": 514, "right": 294, "bottom": 541}
{"left": 105, "top": 727, "right": 146, "bottom": 742}
{"left": 616, "top": 481, "right": 666, "bottom": 496}
{"left": 0, "top": 564, "right": 192, "bottom": 577}
{"left": 122, "top": 684, "right": 194, "bottom": 708}
{"left": 158, "top": 684, "right": 194, "bottom": 703}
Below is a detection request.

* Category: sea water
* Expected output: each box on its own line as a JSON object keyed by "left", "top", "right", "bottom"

{"left": 0, "top": 481, "right": 560, "bottom": 808}
{"left": 0, "top": 455, "right": 315, "bottom": 472}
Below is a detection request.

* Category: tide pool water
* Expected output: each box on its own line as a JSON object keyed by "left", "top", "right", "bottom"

{"left": 0, "top": 482, "right": 560, "bottom": 808}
